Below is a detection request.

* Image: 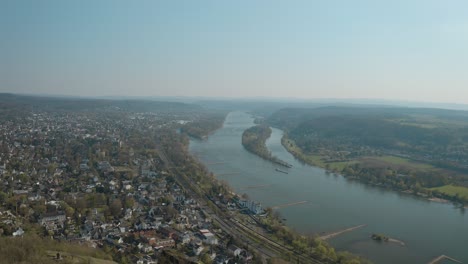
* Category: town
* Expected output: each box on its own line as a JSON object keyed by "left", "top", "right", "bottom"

{"left": 0, "top": 95, "right": 368, "bottom": 264}
{"left": 0, "top": 100, "right": 259, "bottom": 263}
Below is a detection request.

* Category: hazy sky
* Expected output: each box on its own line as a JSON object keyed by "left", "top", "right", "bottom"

{"left": 1, "top": 0, "right": 468, "bottom": 103}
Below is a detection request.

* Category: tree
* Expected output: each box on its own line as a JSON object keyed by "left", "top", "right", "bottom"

{"left": 60, "top": 202, "right": 75, "bottom": 217}
{"left": 0, "top": 191, "right": 8, "bottom": 204}
{"left": 110, "top": 199, "right": 122, "bottom": 218}
{"left": 124, "top": 196, "right": 135, "bottom": 209}
{"left": 200, "top": 253, "right": 213, "bottom": 264}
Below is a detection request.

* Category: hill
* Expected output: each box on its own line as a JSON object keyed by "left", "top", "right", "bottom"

{"left": 267, "top": 106, "right": 468, "bottom": 204}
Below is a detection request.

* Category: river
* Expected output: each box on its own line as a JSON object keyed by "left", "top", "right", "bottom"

{"left": 189, "top": 111, "right": 468, "bottom": 264}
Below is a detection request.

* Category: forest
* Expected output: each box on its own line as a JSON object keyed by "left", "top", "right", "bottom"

{"left": 268, "top": 106, "right": 468, "bottom": 204}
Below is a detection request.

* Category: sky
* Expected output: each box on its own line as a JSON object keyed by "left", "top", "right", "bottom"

{"left": 1, "top": 0, "right": 468, "bottom": 103}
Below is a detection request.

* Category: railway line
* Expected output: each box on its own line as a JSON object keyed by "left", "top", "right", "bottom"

{"left": 158, "top": 148, "right": 328, "bottom": 263}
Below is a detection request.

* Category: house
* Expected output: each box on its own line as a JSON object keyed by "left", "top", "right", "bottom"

{"left": 238, "top": 199, "right": 263, "bottom": 215}
{"left": 154, "top": 237, "right": 175, "bottom": 249}
{"left": 97, "top": 161, "right": 114, "bottom": 172}
{"left": 228, "top": 245, "right": 242, "bottom": 257}
{"left": 105, "top": 234, "right": 123, "bottom": 245}
{"left": 159, "top": 226, "right": 178, "bottom": 240}
{"left": 79, "top": 164, "right": 90, "bottom": 171}
{"left": 214, "top": 255, "right": 231, "bottom": 264}
{"left": 12, "top": 227, "right": 24, "bottom": 237}
{"left": 179, "top": 232, "right": 192, "bottom": 244}
{"left": 40, "top": 212, "right": 66, "bottom": 225}
{"left": 239, "top": 250, "right": 253, "bottom": 262}
{"left": 200, "top": 229, "right": 218, "bottom": 245}
{"left": 193, "top": 245, "right": 204, "bottom": 256}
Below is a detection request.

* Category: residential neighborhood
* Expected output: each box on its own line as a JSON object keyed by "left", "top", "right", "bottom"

{"left": 0, "top": 104, "right": 258, "bottom": 263}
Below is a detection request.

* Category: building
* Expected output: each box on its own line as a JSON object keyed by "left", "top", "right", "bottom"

{"left": 238, "top": 199, "right": 264, "bottom": 215}
{"left": 40, "top": 212, "right": 66, "bottom": 225}
{"left": 153, "top": 238, "right": 175, "bottom": 249}
{"left": 199, "top": 229, "right": 218, "bottom": 245}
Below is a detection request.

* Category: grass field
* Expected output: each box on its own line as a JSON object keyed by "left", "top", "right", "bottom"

{"left": 47, "top": 251, "right": 118, "bottom": 264}
{"left": 327, "top": 161, "right": 357, "bottom": 171}
{"left": 282, "top": 136, "right": 447, "bottom": 180}
{"left": 430, "top": 185, "right": 468, "bottom": 199}
{"left": 361, "top": 155, "right": 434, "bottom": 170}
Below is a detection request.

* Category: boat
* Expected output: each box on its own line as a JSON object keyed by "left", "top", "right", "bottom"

{"left": 275, "top": 168, "right": 288, "bottom": 174}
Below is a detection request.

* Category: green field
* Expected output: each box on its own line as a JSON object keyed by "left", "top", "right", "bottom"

{"left": 327, "top": 161, "right": 357, "bottom": 171}
{"left": 282, "top": 136, "right": 442, "bottom": 177}
{"left": 430, "top": 185, "right": 468, "bottom": 199}
{"left": 281, "top": 137, "right": 325, "bottom": 167}
{"left": 363, "top": 155, "right": 434, "bottom": 170}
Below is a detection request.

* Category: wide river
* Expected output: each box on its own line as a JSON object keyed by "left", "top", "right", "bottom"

{"left": 189, "top": 111, "right": 468, "bottom": 264}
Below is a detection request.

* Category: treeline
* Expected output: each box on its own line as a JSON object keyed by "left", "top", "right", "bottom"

{"left": 242, "top": 125, "right": 291, "bottom": 167}
{"left": 340, "top": 164, "right": 468, "bottom": 204}
{"left": 289, "top": 116, "right": 461, "bottom": 159}
{"left": 282, "top": 132, "right": 468, "bottom": 205}
{"left": 181, "top": 112, "right": 227, "bottom": 139}
{"left": 268, "top": 106, "right": 468, "bottom": 171}
{"left": 268, "top": 106, "right": 468, "bottom": 205}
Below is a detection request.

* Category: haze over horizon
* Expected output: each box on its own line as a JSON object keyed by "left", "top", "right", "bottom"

{"left": 2, "top": 0, "right": 468, "bottom": 104}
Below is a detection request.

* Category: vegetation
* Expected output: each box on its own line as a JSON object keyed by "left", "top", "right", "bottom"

{"left": 242, "top": 125, "right": 291, "bottom": 167}
{"left": 178, "top": 121, "right": 370, "bottom": 263}
{"left": 0, "top": 234, "right": 114, "bottom": 264}
{"left": 180, "top": 112, "right": 227, "bottom": 139}
{"left": 371, "top": 233, "right": 389, "bottom": 242}
{"left": 0, "top": 94, "right": 369, "bottom": 263}
{"left": 260, "top": 208, "right": 371, "bottom": 264}
{"left": 269, "top": 106, "right": 468, "bottom": 206}
{"left": 430, "top": 185, "right": 468, "bottom": 200}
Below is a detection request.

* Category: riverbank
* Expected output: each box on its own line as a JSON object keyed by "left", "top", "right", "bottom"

{"left": 280, "top": 134, "right": 467, "bottom": 208}
{"left": 191, "top": 111, "right": 468, "bottom": 264}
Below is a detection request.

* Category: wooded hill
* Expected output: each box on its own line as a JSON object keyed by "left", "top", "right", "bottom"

{"left": 267, "top": 106, "right": 468, "bottom": 204}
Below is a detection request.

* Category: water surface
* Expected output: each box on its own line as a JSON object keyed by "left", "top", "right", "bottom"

{"left": 189, "top": 111, "right": 468, "bottom": 264}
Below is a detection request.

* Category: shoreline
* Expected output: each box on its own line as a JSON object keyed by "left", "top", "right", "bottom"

{"left": 280, "top": 134, "right": 467, "bottom": 209}
{"left": 427, "top": 197, "right": 450, "bottom": 204}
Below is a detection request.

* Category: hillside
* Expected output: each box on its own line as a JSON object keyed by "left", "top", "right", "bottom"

{"left": 0, "top": 93, "right": 203, "bottom": 113}
{"left": 0, "top": 235, "right": 115, "bottom": 264}
{"left": 268, "top": 106, "right": 468, "bottom": 204}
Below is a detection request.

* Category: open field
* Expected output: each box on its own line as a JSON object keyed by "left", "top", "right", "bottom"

{"left": 361, "top": 156, "right": 434, "bottom": 170}
{"left": 281, "top": 137, "right": 326, "bottom": 167}
{"left": 430, "top": 185, "right": 468, "bottom": 199}
{"left": 283, "top": 137, "right": 434, "bottom": 173}
{"left": 46, "top": 251, "right": 118, "bottom": 264}
{"left": 327, "top": 161, "right": 357, "bottom": 171}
